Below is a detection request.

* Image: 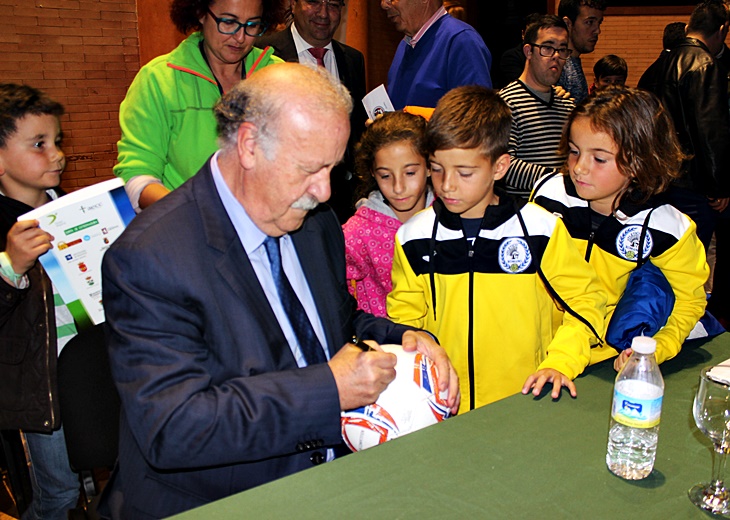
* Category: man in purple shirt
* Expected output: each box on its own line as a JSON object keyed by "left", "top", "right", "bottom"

{"left": 380, "top": 0, "right": 492, "bottom": 109}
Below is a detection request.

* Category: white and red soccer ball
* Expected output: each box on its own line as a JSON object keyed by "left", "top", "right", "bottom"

{"left": 341, "top": 344, "right": 451, "bottom": 452}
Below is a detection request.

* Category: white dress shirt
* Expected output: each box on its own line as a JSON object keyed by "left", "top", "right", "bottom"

{"left": 290, "top": 23, "right": 340, "bottom": 79}
{"left": 210, "top": 152, "right": 329, "bottom": 368}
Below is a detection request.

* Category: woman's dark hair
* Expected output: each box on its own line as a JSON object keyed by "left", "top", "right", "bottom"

{"left": 170, "top": 0, "right": 285, "bottom": 35}
{"left": 354, "top": 111, "right": 428, "bottom": 201}
{"left": 559, "top": 86, "right": 687, "bottom": 214}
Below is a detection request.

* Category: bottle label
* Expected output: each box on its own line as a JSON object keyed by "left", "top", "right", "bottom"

{"left": 611, "top": 382, "right": 663, "bottom": 428}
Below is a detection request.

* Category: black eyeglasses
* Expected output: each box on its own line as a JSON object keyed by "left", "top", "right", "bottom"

{"left": 529, "top": 43, "right": 572, "bottom": 60}
{"left": 206, "top": 8, "right": 269, "bottom": 37}
{"left": 300, "top": 0, "right": 345, "bottom": 10}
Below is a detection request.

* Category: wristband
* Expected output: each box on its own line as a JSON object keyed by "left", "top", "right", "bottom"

{"left": 0, "top": 252, "right": 23, "bottom": 285}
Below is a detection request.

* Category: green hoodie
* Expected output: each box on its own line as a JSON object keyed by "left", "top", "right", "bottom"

{"left": 114, "top": 32, "right": 281, "bottom": 191}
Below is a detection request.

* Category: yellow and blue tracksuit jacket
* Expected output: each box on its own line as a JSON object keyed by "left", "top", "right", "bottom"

{"left": 388, "top": 195, "right": 606, "bottom": 414}
{"left": 532, "top": 172, "right": 708, "bottom": 365}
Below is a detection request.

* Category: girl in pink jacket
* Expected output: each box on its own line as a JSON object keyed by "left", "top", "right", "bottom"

{"left": 343, "top": 112, "right": 434, "bottom": 317}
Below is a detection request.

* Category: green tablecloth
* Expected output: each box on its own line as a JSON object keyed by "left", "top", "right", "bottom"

{"left": 171, "top": 333, "right": 730, "bottom": 519}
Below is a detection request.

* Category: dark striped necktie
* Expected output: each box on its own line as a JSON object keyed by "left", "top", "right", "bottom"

{"left": 263, "top": 236, "right": 326, "bottom": 365}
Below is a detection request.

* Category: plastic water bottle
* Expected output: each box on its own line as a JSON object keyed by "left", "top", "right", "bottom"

{"left": 606, "top": 336, "right": 664, "bottom": 479}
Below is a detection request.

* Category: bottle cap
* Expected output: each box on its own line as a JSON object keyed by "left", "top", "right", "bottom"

{"left": 631, "top": 336, "right": 656, "bottom": 355}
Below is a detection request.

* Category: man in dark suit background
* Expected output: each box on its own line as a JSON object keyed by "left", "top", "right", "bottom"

{"left": 100, "top": 63, "right": 458, "bottom": 519}
{"left": 638, "top": 1, "right": 730, "bottom": 326}
{"left": 257, "top": 0, "right": 367, "bottom": 223}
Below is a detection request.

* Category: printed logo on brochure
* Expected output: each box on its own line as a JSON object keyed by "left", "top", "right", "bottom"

{"left": 57, "top": 238, "right": 83, "bottom": 250}
{"left": 79, "top": 202, "right": 103, "bottom": 214}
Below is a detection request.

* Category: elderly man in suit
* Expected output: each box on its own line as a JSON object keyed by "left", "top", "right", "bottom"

{"left": 257, "top": 0, "right": 367, "bottom": 222}
{"left": 100, "top": 63, "right": 459, "bottom": 519}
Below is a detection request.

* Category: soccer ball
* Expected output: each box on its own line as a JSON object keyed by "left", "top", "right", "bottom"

{"left": 341, "top": 344, "right": 451, "bottom": 452}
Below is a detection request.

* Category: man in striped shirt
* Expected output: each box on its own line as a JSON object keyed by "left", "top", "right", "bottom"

{"left": 499, "top": 14, "right": 575, "bottom": 199}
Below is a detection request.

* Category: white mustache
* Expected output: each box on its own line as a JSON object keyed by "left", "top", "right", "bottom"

{"left": 291, "top": 194, "right": 319, "bottom": 211}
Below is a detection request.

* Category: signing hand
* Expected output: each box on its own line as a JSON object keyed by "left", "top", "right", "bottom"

{"left": 401, "top": 330, "right": 461, "bottom": 414}
{"left": 329, "top": 342, "right": 396, "bottom": 411}
{"left": 522, "top": 368, "right": 577, "bottom": 399}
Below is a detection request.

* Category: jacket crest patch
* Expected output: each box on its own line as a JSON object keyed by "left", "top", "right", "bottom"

{"left": 498, "top": 237, "right": 532, "bottom": 273}
{"left": 616, "top": 225, "right": 653, "bottom": 261}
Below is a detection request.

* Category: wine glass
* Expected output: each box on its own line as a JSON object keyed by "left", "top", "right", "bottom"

{"left": 689, "top": 366, "right": 730, "bottom": 516}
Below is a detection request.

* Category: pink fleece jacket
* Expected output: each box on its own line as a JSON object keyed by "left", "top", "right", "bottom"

{"left": 343, "top": 189, "right": 434, "bottom": 317}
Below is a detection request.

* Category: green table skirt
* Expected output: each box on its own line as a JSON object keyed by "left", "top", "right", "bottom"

{"left": 170, "top": 333, "right": 730, "bottom": 519}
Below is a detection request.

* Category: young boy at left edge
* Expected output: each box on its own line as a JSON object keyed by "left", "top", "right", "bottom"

{"left": 0, "top": 83, "right": 79, "bottom": 520}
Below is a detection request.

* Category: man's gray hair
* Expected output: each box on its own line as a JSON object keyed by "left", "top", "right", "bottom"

{"left": 214, "top": 63, "right": 353, "bottom": 159}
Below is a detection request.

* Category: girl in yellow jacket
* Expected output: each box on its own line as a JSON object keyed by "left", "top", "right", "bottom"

{"left": 532, "top": 86, "right": 709, "bottom": 371}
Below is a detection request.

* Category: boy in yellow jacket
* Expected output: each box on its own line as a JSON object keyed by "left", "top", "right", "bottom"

{"left": 388, "top": 86, "right": 606, "bottom": 414}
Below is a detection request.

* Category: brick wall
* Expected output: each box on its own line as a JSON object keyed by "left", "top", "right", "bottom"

{"left": 581, "top": 14, "right": 692, "bottom": 88}
{"left": 0, "top": 0, "right": 139, "bottom": 191}
{"left": 0, "top": 4, "right": 722, "bottom": 194}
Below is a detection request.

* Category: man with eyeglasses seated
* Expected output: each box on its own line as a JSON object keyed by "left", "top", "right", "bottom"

{"left": 257, "top": 0, "right": 367, "bottom": 223}
{"left": 380, "top": 0, "right": 492, "bottom": 110}
{"left": 114, "top": 0, "right": 283, "bottom": 213}
{"left": 556, "top": 0, "right": 606, "bottom": 104}
{"left": 498, "top": 14, "right": 575, "bottom": 199}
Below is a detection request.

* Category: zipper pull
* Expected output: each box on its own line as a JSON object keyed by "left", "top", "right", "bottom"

{"left": 585, "top": 231, "right": 595, "bottom": 261}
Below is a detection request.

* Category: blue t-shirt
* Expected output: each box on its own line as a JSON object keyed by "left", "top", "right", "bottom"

{"left": 557, "top": 56, "right": 589, "bottom": 104}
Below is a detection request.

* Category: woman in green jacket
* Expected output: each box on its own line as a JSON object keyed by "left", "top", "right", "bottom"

{"left": 115, "top": 0, "right": 283, "bottom": 211}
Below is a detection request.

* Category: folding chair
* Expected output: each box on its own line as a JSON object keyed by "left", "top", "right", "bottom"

{"left": 57, "top": 324, "right": 120, "bottom": 518}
